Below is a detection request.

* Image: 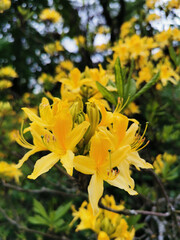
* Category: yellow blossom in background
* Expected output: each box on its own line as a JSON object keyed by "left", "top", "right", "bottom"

{"left": 120, "top": 17, "right": 136, "bottom": 38}
{"left": 55, "top": 60, "right": 74, "bottom": 73}
{"left": 171, "top": 28, "right": 180, "bottom": 41}
{"left": 146, "top": 13, "right": 160, "bottom": 22}
{"left": 152, "top": 50, "right": 164, "bottom": 61}
{"left": 97, "top": 25, "right": 110, "bottom": 34}
{"left": 59, "top": 68, "right": 92, "bottom": 93}
{"left": 0, "top": 101, "right": 13, "bottom": 116}
{"left": 167, "top": 0, "right": 179, "bottom": 9}
{"left": 146, "top": 0, "right": 159, "bottom": 9}
{"left": 0, "top": 66, "right": 18, "bottom": 78}
{"left": 136, "top": 64, "right": 153, "bottom": 86}
{"left": 0, "top": 161, "right": 22, "bottom": 183}
{"left": 44, "top": 41, "right": 63, "bottom": 55}
{"left": 72, "top": 195, "right": 135, "bottom": 240}
{"left": 38, "top": 73, "right": 54, "bottom": 84}
{"left": 124, "top": 102, "right": 140, "bottom": 116}
{"left": 158, "top": 58, "right": 179, "bottom": 86}
{"left": 74, "top": 35, "right": 85, "bottom": 47}
{"left": 95, "top": 43, "right": 109, "bottom": 52}
{"left": 155, "top": 29, "right": 172, "bottom": 48}
{"left": 0, "top": 0, "right": 11, "bottom": 13}
{"left": 153, "top": 153, "right": 177, "bottom": 175}
{"left": 0, "top": 79, "right": 13, "bottom": 90}
{"left": 39, "top": 8, "right": 61, "bottom": 23}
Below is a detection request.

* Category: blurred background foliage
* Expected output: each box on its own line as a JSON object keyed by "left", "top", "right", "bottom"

{"left": 0, "top": 0, "right": 180, "bottom": 239}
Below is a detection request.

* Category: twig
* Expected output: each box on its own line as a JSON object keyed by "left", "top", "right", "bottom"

{"left": 98, "top": 201, "right": 170, "bottom": 217}
{"left": 54, "top": 164, "right": 75, "bottom": 181}
{"left": 2, "top": 181, "right": 79, "bottom": 198}
{"left": 147, "top": 169, "right": 180, "bottom": 235}
{"left": 0, "top": 207, "right": 61, "bottom": 239}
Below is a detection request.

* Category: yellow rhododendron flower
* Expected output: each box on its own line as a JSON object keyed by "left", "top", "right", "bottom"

{"left": 74, "top": 112, "right": 153, "bottom": 215}
{"left": 168, "top": 0, "right": 179, "bottom": 9}
{"left": 39, "top": 8, "right": 61, "bottom": 23}
{"left": 16, "top": 98, "right": 89, "bottom": 178}
{"left": 146, "top": 13, "right": 160, "bottom": 22}
{"left": 74, "top": 35, "right": 85, "bottom": 47}
{"left": 44, "top": 41, "right": 63, "bottom": 55}
{"left": 38, "top": 73, "right": 54, "bottom": 84}
{"left": 0, "top": 79, "right": 13, "bottom": 90}
{"left": 72, "top": 195, "right": 135, "bottom": 240}
{"left": 59, "top": 68, "right": 92, "bottom": 93}
{"left": 0, "top": 161, "right": 22, "bottom": 183}
{"left": 0, "top": 0, "right": 11, "bottom": 12}
{"left": 0, "top": 66, "right": 18, "bottom": 78}
{"left": 55, "top": 60, "right": 74, "bottom": 73}
{"left": 124, "top": 102, "right": 140, "bottom": 116}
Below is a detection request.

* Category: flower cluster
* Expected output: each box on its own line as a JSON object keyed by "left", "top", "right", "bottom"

{"left": 16, "top": 95, "right": 152, "bottom": 215}
{"left": 71, "top": 195, "right": 135, "bottom": 240}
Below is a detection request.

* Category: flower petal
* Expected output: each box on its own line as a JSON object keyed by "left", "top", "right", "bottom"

{"left": 16, "top": 148, "right": 41, "bottom": 168}
{"left": 127, "top": 151, "right": 153, "bottom": 170}
{"left": 110, "top": 145, "right": 131, "bottom": 168}
{"left": 107, "top": 174, "right": 137, "bottom": 196}
{"left": 60, "top": 150, "right": 74, "bottom": 176}
{"left": 88, "top": 174, "right": 104, "bottom": 215}
{"left": 74, "top": 156, "right": 96, "bottom": 174}
{"left": 67, "top": 121, "right": 90, "bottom": 150}
{"left": 28, "top": 152, "right": 60, "bottom": 179}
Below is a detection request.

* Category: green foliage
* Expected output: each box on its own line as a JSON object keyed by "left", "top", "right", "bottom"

{"left": 28, "top": 199, "right": 72, "bottom": 233}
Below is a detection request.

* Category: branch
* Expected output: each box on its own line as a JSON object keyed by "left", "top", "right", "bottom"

{"left": 99, "top": 200, "right": 170, "bottom": 217}
{"left": 2, "top": 181, "right": 80, "bottom": 198}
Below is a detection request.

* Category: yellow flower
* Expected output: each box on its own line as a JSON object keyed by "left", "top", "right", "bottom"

{"left": 44, "top": 41, "right": 63, "bottom": 55}
{"left": 72, "top": 195, "right": 135, "bottom": 240}
{"left": 0, "top": 66, "right": 18, "bottom": 78}
{"left": 98, "top": 231, "right": 110, "bottom": 240}
{"left": 146, "top": 13, "right": 160, "bottom": 22}
{"left": 152, "top": 50, "right": 164, "bottom": 61}
{"left": 124, "top": 102, "right": 140, "bottom": 116}
{"left": 0, "top": 161, "right": 22, "bottom": 183}
{"left": 136, "top": 64, "right": 153, "bottom": 86}
{"left": 39, "top": 8, "right": 61, "bottom": 23}
{"left": 0, "top": 79, "right": 13, "bottom": 90}
{"left": 158, "top": 58, "right": 179, "bottom": 86}
{"left": 0, "top": 0, "right": 11, "bottom": 12}
{"left": 74, "top": 113, "right": 152, "bottom": 214}
{"left": 0, "top": 101, "right": 13, "bottom": 116}
{"left": 168, "top": 0, "right": 179, "bottom": 9}
{"left": 146, "top": 0, "right": 159, "bottom": 9}
{"left": 120, "top": 18, "right": 136, "bottom": 38}
{"left": 55, "top": 60, "right": 74, "bottom": 73}
{"left": 16, "top": 98, "right": 89, "bottom": 178}
{"left": 38, "top": 73, "right": 54, "bottom": 84}
{"left": 155, "top": 29, "right": 172, "bottom": 48}
{"left": 74, "top": 35, "right": 85, "bottom": 47}
{"left": 59, "top": 68, "right": 92, "bottom": 93}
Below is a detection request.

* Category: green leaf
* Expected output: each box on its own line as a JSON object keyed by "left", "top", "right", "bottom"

{"left": 115, "top": 57, "right": 124, "bottom": 98}
{"left": 33, "top": 199, "right": 49, "bottom": 220}
{"left": 169, "top": 45, "right": 177, "bottom": 66}
{"left": 54, "top": 201, "right": 72, "bottom": 222}
{"left": 130, "top": 72, "right": 160, "bottom": 102}
{"left": 124, "top": 59, "right": 135, "bottom": 100}
{"left": 96, "top": 81, "right": 116, "bottom": 105}
{"left": 28, "top": 215, "right": 48, "bottom": 225}
{"left": 125, "top": 78, "right": 136, "bottom": 100}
